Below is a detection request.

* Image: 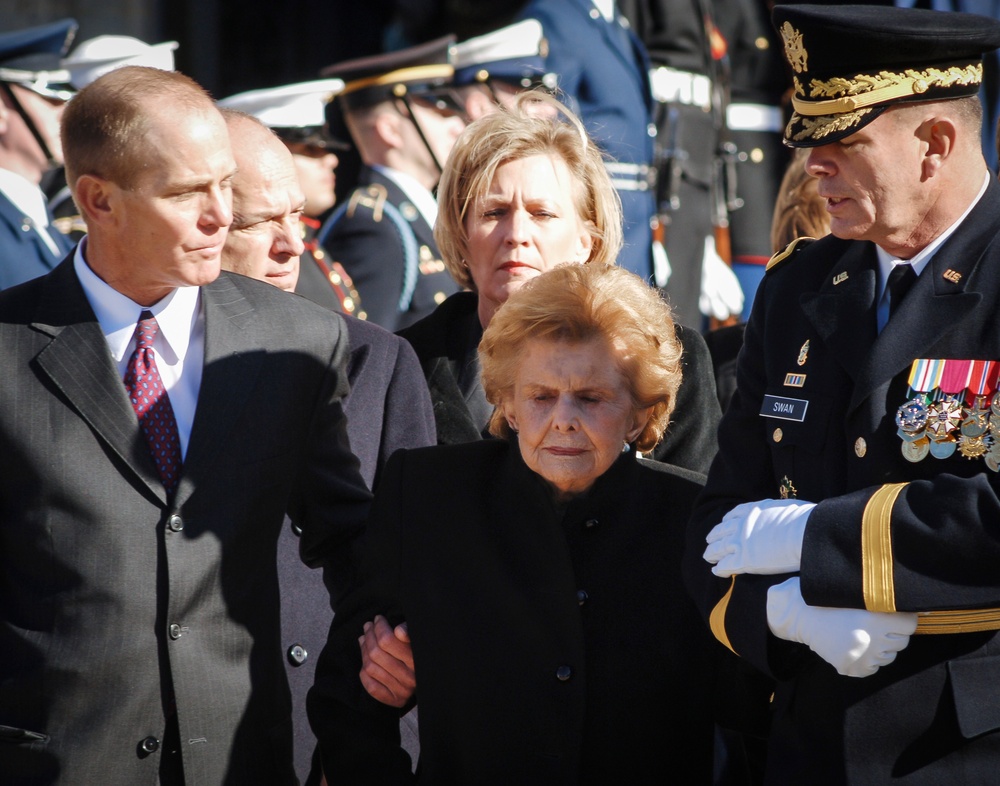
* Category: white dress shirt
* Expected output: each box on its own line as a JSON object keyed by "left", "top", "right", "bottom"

{"left": 73, "top": 239, "right": 204, "bottom": 458}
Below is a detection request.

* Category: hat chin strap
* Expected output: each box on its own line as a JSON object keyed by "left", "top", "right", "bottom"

{"left": 1, "top": 82, "right": 58, "bottom": 169}
{"left": 394, "top": 94, "right": 443, "bottom": 175}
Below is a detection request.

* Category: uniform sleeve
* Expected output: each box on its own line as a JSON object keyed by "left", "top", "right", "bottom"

{"left": 801, "top": 473, "right": 1000, "bottom": 629}
{"left": 684, "top": 273, "right": 809, "bottom": 679}
{"left": 307, "top": 448, "right": 415, "bottom": 783}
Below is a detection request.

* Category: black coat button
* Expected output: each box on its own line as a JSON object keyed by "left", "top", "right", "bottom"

{"left": 287, "top": 644, "right": 308, "bottom": 666}
{"left": 140, "top": 736, "right": 160, "bottom": 753}
{"left": 583, "top": 519, "right": 598, "bottom": 530}
{"left": 576, "top": 590, "right": 589, "bottom": 606}
{"left": 555, "top": 665, "right": 573, "bottom": 681}
{"left": 169, "top": 623, "right": 183, "bottom": 640}
{"left": 291, "top": 522, "right": 303, "bottom": 537}
{"left": 166, "top": 514, "right": 183, "bottom": 532}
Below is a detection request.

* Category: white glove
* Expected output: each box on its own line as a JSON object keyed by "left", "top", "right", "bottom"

{"left": 704, "top": 499, "right": 815, "bottom": 576}
{"left": 699, "top": 236, "right": 744, "bottom": 320}
{"left": 767, "top": 577, "right": 918, "bottom": 678}
{"left": 652, "top": 239, "right": 671, "bottom": 288}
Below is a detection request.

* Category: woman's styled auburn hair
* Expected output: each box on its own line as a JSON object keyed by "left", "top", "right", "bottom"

{"left": 479, "top": 263, "right": 682, "bottom": 453}
{"left": 434, "top": 91, "right": 623, "bottom": 291}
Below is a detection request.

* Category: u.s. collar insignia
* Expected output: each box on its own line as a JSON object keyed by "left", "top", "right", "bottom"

{"left": 943, "top": 269, "right": 962, "bottom": 284}
{"left": 833, "top": 272, "right": 849, "bottom": 285}
{"left": 780, "top": 22, "right": 808, "bottom": 74}
{"left": 797, "top": 340, "right": 810, "bottom": 367}
{"left": 779, "top": 476, "right": 798, "bottom": 499}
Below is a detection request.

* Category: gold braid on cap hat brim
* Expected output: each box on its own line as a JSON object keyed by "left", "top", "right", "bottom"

{"left": 791, "top": 63, "right": 983, "bottom": 116}
{"left": 787, "top": 108, "right": 875, "bottom": 142}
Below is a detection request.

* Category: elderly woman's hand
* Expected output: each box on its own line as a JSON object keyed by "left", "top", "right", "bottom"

{"left": 358, "top": 615, "right": 416, "bottom": 708}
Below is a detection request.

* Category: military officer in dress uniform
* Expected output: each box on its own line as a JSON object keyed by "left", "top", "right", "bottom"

{"left": 318, "top": 38, "right": 465, "bottom": 331}
{"left": 686, "top": 5, "right": 1000, "bottom": 783}
{"left": 219, "top": 79, "right": 365, "bottom": 317}
{"left": 0, "top": 19, "right": 75, "bottom": 290}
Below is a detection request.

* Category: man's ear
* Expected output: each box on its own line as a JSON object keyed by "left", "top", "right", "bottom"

{"left": 72, "top": 175, "right": 118, "bottom": 227}
{"left": 0, "top": 101, "right": 9, "bottom": 136}
{"left": 920, "top": 117, "right": 957, "bottom": 178}
{"left": 374, "top": 110, "right": 405, "bottom": 150}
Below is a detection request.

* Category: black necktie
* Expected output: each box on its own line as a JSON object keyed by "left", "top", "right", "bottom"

{"left": 887, "top": 263, "right": 917, "bottom": 319}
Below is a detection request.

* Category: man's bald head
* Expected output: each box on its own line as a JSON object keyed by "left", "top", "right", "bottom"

{"left": 221, "top": 110, "right": 306, "bottom": 292}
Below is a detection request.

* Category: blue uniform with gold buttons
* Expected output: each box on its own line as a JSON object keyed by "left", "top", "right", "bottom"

{"left": 319, "top": 165, "right": 458, "bottom": 331}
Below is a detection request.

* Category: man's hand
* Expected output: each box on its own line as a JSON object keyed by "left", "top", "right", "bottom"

{"left": 704, "top": 499, "right": 815, "bottom": 576}
{"left": 767, "top": 577, "right": 918, "bottom": 678}
{"left": 358, "top": 615, "right": 415, "bottom": 708}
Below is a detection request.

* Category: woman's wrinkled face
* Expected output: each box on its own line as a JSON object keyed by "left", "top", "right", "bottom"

{"left": 464, "top": 154, "right": 592, "bottom": 323}
{"left": 502, "top": 337, "right": 649, "bottom": 501}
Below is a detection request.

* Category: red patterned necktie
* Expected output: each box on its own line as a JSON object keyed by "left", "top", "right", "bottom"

{"left": 124, "top": 310, "right": 182, "bottom": 495}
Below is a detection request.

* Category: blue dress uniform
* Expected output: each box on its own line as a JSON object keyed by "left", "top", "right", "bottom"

{"left": 0, "top": 19, "right": 76, "bottom": 290}
{"left": 686, "top": 6, "right": 1000, "bottom": 782}
{"left": 516, "top": 0, "right": 656, "bottom": 281}
{"left": 319, "top": 166, "right": 456, "bottom": 331}
{"left": 0, "top": 191, "right": 73, "bottom": 290}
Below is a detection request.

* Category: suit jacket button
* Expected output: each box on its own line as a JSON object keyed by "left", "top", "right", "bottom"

{"left": 555, "top": 665, "right": 573, "bottom": 681}
{"left": 166, "top": 514, "right": 183, "bottom": 532}
{"left": 140, "top": 736, "right": 160, "bottom": 753}
{"left": 287, "top": 644, "right": 308, "bottom": 666}
{"left": 854, "top": 437, "right": 867, "bottom": 457}
{"left": 169, "top": 623, "right": 183, "bottom": 640}
{"left": 583, "top": 519, "right": 598, "bottom": 530}
{"left": 576, "top": 589, "right": 589, "bottom": 606}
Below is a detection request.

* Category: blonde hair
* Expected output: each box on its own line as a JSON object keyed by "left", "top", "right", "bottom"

{"left": 435, "top": 91, "right": 623, "bottom": 290}
{"left": 480, "top": 263, "right": 681, "bottom": 453}
{"left": 770, "top": 148, "right": 830, "bottom": 251}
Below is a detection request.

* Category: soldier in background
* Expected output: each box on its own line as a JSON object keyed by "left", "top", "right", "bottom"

{"left": 0, "top": 19, "right": 75, "bottom": 290}
{"left": 318, "top": 38, "right": 465, "bottom": 331}
{"left": 219, "top": 80, "right": 364, "bottom": 317}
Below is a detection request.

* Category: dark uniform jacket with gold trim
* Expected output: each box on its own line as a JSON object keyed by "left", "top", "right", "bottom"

{"left": 319, "top": 166, "right": 459, "bottom": 331}
{"left": 309, "top": 438, "right": 719, "bottom": 784}
{"left": 685, "top": 177, "right": 1000, "bottom": 783}
{"left": 398, "top": 290, "right": 723, "bottom": 474}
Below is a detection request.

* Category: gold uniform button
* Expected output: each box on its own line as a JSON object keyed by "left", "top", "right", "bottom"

{"left": 855, "top": 437, "right": 867, "bottom": 457}
{"left": 750, "top": 147, "right": 764, "bottom": 163}
{"left": 434, "top": 291, "right": 447, "bottom": 304}
{"left": 755, "top": 36, "right": 769, "bottom": 50}
{"left": 773, "top": 428, "right": 783, "bottom": 443}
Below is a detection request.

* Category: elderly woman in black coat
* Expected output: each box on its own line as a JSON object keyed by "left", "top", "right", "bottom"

{"left": 308, "top": 263, "right": 726, "bottom": 784}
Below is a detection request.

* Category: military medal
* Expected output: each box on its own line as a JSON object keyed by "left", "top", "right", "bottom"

{"left": 897, "top": 359, "right": 1000, "bottom": 466}
{"left": 902, "top": 436, "right": 930, "bottom": 463}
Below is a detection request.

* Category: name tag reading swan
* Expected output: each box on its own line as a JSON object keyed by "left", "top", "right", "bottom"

{"left": 760, "top": 395, "right": 809, "bottom": 422}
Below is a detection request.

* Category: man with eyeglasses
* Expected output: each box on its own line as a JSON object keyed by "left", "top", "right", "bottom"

{"left": 0, "top": 19, "right": 75, "bottom": 290}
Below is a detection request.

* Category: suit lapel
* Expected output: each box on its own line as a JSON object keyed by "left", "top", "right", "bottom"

{"left": 176, "top": 275, "right": 264, "bottom": 505}
{"left": 31, "top": 259, "right": 167, "bottom": 502}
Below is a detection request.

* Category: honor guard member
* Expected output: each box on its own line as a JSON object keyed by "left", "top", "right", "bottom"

{"left": 0, "top": 19, "right": 75, "bottom": 290}
{"left": 219, "top": 80, "right": 364, "bottom": 317}
{"left": 448, "top": 19, "right": 557, "bottom": 121}
{"left": 685, "top": 6, "right": 1000, "bottom": 783}
{"left": 48, "top": 34, "right": 179, "bottom": 242}
{"left": 318, "top": 38, "right": 465, "bottom": 331}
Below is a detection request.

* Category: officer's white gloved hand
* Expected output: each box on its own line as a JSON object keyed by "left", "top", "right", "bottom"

{"left": 704, "top": 499, "right": 815, "bottom": 576}
{"left": 699, "top": 236, "right": 744, "bottom": 320}
{"left": 767, "top": 577, "right": 918, "bottom": 678}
